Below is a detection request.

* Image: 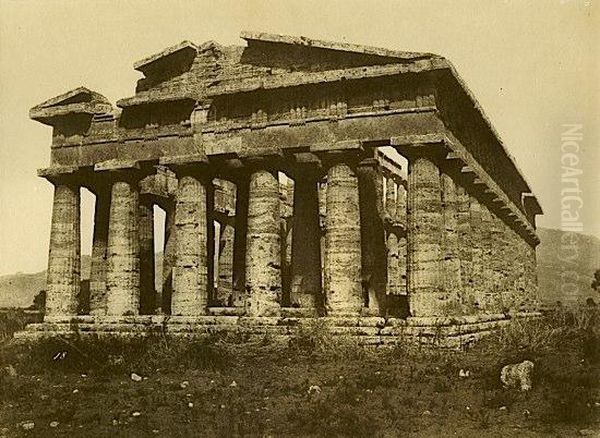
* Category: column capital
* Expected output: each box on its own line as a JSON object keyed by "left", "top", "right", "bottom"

{"left": 38, "top": 165, "right": 81, "bottom": 185}
{"left": 94, "top": 159, "right": 146, "bottom": 183}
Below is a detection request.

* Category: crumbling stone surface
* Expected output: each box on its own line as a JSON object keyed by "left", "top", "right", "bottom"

{"left": 29, "top": 32, "right": 543, "bottom": 339}
{"left": 244, "top": 168, "right": 282, "bottom": 316}
{"left": 46, "top": 183, "right": 81, "bottom": 317}
{"left": 171, "top": 174, "right": 209, "bottom": 316}
{"left": 324, "top": 161, "right": 363, "bottom": 315}
{"left": 106, "top": 178, "right": 140, "bottom": 316}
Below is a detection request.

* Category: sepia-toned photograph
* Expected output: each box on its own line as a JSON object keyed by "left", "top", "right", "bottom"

{"left": 0, "top": 0, "right": 598, "bottom": 436}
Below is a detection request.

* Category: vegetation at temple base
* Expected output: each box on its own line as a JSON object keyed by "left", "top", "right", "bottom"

{"left": 0, "top": 308, "right": 599, "bottom": 437}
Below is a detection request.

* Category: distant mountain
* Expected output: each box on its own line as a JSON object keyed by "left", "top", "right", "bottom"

{"left": 536, "top": 228, "right": 600, "bottom": 306}
{"left": 1, "top": 229, "right": 598, "bottom": 308}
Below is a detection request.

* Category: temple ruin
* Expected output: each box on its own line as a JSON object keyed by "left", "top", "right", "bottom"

{"left": 20, "top": 32, "right": 543, "bottom": 347}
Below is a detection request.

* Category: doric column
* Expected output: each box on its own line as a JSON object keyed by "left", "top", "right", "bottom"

{"left": 105, "top": 172, "right": 141, "bottom": 316}
{"left": 395, "top": 180, "right": 407, "bottom": 226}
{"left": 385, "top": 174, "right": 396, "bottom": 219}
{"left": 216, "top": 219, "right": 235, "bottom": 306}
{"left": 171, "top": 170, "right": 210, "bottom": 316}
{"left": 214, "top": 180, "right": 236, "bottom": 306}
{"left": 386, "top": 233, "right": 399, "bottom": 296}
{"left": 290, "top": 167, "right": 322, "bottom": 309}
{"left": 440, "top": 172, "right": 461, "bottom": 310}
{"left": 357, "top": 157, "right": 386, "bottom": 314}
{"left": 138, "top": 196, "right": 155, "bottom": 314}
{"left": 395, "top": 179, "right": 408, "bottom": 296}
{"left": 324, "top": 158, "right": 363, "bottom": 315}
{"left": 406, "top": 155, "right": 444, "bottom": 317}
{"left": 245, "top": 165, "right": 282, "bottom": 316}
{"left": 456, "top": 185, "right": 473, "bottom": 309}
{"left": 468, "top": 195, "right": 484, "bottom": 310}
{"left": 161, "top": 203, "right": 176, "bottom": 314}
{"left": 232, "top": 175, "right": 249, "bottom": 308}
{"left": 89, "top": 187, "right": 110, "bottom": 315}
{"left": 480, "top": 204, "right": 494, "bottom": 311}
{"left": 45, "top": 177, "right": 81, "bottom": 318}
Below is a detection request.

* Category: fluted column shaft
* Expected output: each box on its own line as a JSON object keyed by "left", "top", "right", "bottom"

{"left": 395, "top": 181, "right": 408, "bottom": 296}
{"left": 45, "top": 181, "right": 81, "bottom": 318}
{"left": 232, "top": 176, "right": 249, "bottom": 307}
{"left": 216, "top": 220, "right": 235, "bottom": 306}
{"left": 138, "top": 197, "right": 155, "bottom": 314}
{"left": 407, "top": 156, "right": 444, "bottom": 317}
{"left": 89, "top": 188, "right": 110, "bottom": 315}
{"left": 324, "top": 160, "right": 363, "bottom": 315}
{"left": 385, "top": 175, "right": 396, "bottom": 219}
{"left": 468, "top": 196, "right": 484, "bottom": 310}
{"left": 161, "top": 204, "right": 176, "bottom": 314}
{"left": 106, "top": 176, "right": 141, "bottom": 316}
{"left": 290, "top": 170, "right": 322, "bottom": 309}
{"left": 171, "top": 173, "right": 210, "bottom": 316}
{"left": 245, "top": 168, "right": 282, "bottom": 316}
{"left": 440, "top": 172, "right": 461, "bottom": 310}
{"left": 386, "top": 233, "right": 399, "bottom": 296}
{"left": 456, "top": 186, "right": 473, "bottom": 308}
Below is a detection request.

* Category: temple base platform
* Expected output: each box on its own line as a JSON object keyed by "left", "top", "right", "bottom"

{"left": 13, "top": 309, "right": 542, "bottom": 350}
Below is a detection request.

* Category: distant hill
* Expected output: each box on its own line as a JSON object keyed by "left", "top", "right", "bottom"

{"left": 1, "top": 229, "right": 598, "bottom": 308}
{"left": 536, "top": 228, "right": 600, "bottom": 306}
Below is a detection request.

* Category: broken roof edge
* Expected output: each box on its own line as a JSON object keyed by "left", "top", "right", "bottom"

{"left": 31, "top": 86, "right": 111, "bottom": 110}
{"left": 133, "top": 40, "right": 199, "bottom": 72}
{"left": 240, "top": 30, "right": 439, "bottom": 60}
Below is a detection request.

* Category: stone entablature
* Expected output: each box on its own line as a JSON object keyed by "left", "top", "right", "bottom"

{"left": 24, "top": 32, "right": 542, "bottom": 343}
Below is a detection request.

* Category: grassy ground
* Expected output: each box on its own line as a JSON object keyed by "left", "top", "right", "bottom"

{"left": 1, "top": 310, "right": 599, "bottom": 437}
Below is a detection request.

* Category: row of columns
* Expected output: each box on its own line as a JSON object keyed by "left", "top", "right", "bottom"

{"left": 43, "top": 150, "right": 538, "bottom": 320}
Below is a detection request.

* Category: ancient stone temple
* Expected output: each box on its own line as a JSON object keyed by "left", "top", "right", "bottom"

{"left": 21, "top": 32, "right": 542, "bottom": 347}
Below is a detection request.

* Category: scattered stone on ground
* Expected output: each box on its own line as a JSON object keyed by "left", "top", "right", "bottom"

{"left": 180, "top": 380, "right": 189, "bottom": 389}
{"left": 501, "top": 360, "right": 534, "bottom": 391}
{"left": 49, "top": 421, "right": 59, "bottom": 428}
{"left": 20, "top": 421, "right": 35, "bottom": 430}
{"left": 130, "top": 373, "right": 142, "bottom": 382}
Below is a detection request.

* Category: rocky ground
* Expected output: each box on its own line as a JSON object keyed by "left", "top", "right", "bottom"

{"left": 0, "top": 312, "right": 599, "bottom": 437}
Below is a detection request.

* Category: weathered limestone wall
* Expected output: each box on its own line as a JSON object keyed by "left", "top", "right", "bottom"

{"left": 244, "top": 168, "right": 282, "bottom": 316}
{"left": 171, "top": 173, "right": 209, "bottom": 316}
{"left": 45, "top": 182, "right": 81, "bottom": 318}
{"left": 105, "top": 177, "right": 140, "bottom": 316}
{"left": 324, "top": 160, "right": 363, "bottom": 315}
{"left": 89, "top": 188, "right": 110, "bottom": 315}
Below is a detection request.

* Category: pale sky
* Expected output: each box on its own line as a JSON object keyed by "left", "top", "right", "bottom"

{"left": 0, "top": 0, "right": 598, "bottom": 275}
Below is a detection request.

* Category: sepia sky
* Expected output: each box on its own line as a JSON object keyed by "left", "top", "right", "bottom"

{"left": 0, "top": 0, "right": 598, "bottom": 275}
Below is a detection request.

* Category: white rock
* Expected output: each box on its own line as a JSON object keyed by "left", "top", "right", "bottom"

{"left": 21, "top": 421, "right": 35, "bottom": 430}
{"left": 130, "top": 373, "right": 143, "bottom": 382}
{"left": 5, "top": 365, "right": 17, "bottom": 377}
{"left": 132, "top": 412, "right": 141, "bottom": 417}
{"left": 180, "top": 381, "right": 189, "bottom": 389}
{"left": 499, "top": 406, "right": 507, "bottom": 411}
{"left": 229, "top": 380, "right": 237, "bottom": 387}
{"left": 308, "top": 385, "right": 321, "bottom": 394}
{"left": 49, "top": 421, "right": 59, "bottom": 428}
{"left": 500, "top": 360, "right": 534, "bottom": 391}
{"left": 72, "top": 389, "right": 79, "bottom": 394}
{"left": 188, "top": 402, "right": 194, "bottom": 408}
{"left": 459, "top": 369, "right": 470, "bottom": 378}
